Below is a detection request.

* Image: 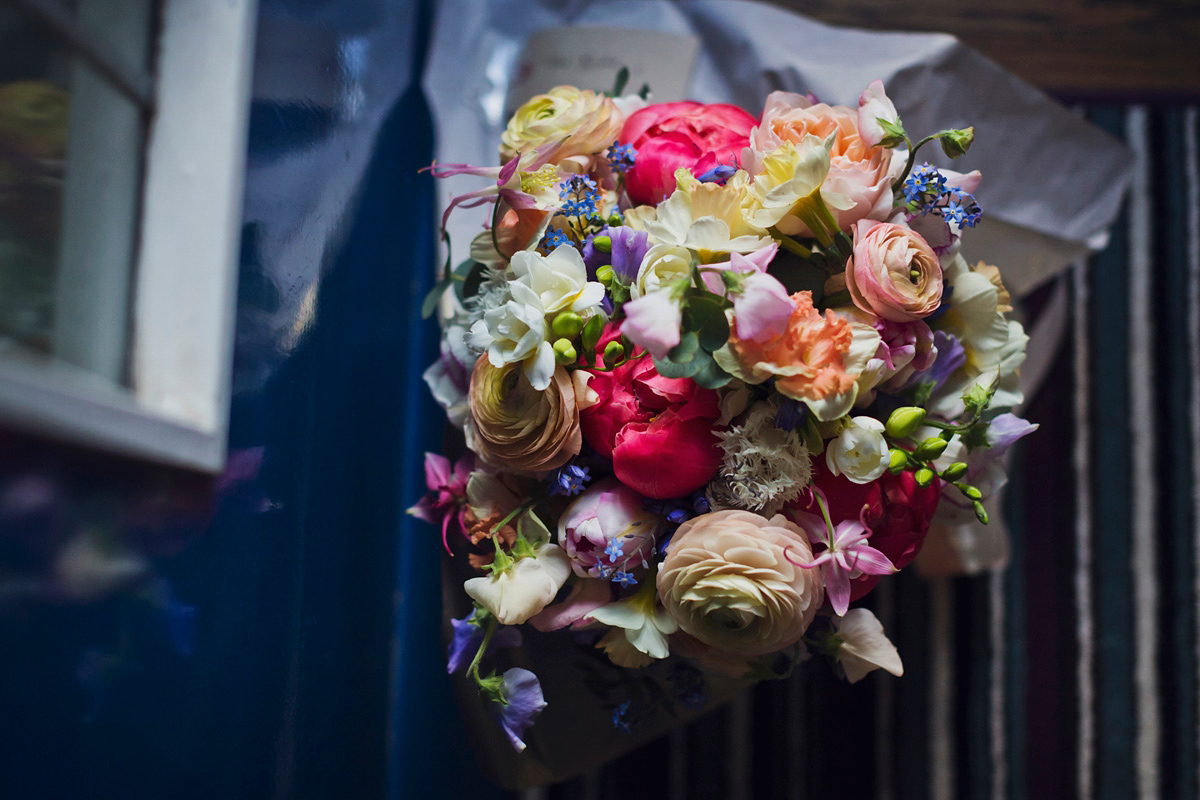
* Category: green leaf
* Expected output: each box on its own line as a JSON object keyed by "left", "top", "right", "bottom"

{"left": 877, "top": 117, "right": 907, "bottom": 148}
{"left": 611, "top": 66, "right": 630, "bottom": 97}
{"left": 637, "top": 82, "right": 651, "bottom": 101}
{"left": 421, "top": 277, "right": 453, "bottom": 319}
{"left": 685, "top": 294, "right": 731, "bottom": 352}
{"left": 455, "top": 260, "right": 487, "bottom": 301}
{"left": 652, "top": 355, "right": 700, "bottom": 379}
{"left": 692, "top": 357, "right": 732, "bottom": 389}
{"left": 667, "top": 330, "right": 700, "bottom": 364}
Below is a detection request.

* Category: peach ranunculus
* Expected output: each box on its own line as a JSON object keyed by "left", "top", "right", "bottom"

{"left": 716, "top": 291, "right": 880, "bottom": 421}
{"left": 846, "top": 220, "right": 943, "bottom": 322}
{"left": 499, "top": 86, "right": 624, "bottom": 166}
{"left": 468, "top": 357, "right": 582, "bottom": 472}
{"left": 746, "top": 91, "right": 902, "bottom": 231}
{"left": 656, "top": 510, "right": 823, "bottom": 657}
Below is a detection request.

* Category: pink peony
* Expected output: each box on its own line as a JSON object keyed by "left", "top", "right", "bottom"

{"left": 620, "top": 101, "right": 757, "bottom": 206}
{"left": 580, "top": 330, "right": 723, "bottom": 499}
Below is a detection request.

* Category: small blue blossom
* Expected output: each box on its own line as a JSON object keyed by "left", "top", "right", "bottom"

{"left": 604, "top": 538, "right": 624, "bottom": 563}
{"left": 903, "top": 162, "right": 945, "bottom": 209}
{"left": 692, "top": 494, "right": 711, "bottom": 515}
{"left": 549, "top": 463, "right": 590, "bottom": 496}
{"left": 606, "top": 141, "right": 637, "bottom": 174}
{"left": 542, "top": 227, "right": 570, "bottom": 249}
{"left": 613, "top": 570, "right": 637, "bottom": 588}
{"left": 612, "top": 700, "right": 633, "bottom": 733}
{"left": 696, "top": 163, "right": 738, "bottom": 184}
{"left": 560, "top": 175, "right": 601, "bottom": 219}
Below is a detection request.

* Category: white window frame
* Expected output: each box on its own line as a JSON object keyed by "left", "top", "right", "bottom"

{"left": 0, "top": 0, "right": 257, "bottom": 472}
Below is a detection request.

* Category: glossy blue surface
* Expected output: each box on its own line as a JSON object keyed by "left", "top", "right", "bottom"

{"left": 0, "top": 1, "right": 499, "bottom": 797}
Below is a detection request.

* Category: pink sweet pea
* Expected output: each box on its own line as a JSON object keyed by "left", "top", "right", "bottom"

{"left": 733, "top": 271, "right": 794, "bottom": 343}
{"left": 407, "top": 452, "right": 473, "bottom": 553}
{"left": 856, "top": 80, "right": 900, "bottom": 148}
{"left": 620, "top": 290, "right": 682, "bottom": 360}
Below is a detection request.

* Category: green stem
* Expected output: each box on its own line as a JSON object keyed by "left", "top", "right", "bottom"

{"left": 815, "top": 491, "right": 837, "bottom": 550}
{"left": 491, "top": 499, "right": 535, "bottom": 536}
{"left": 769, "top": 228, "right": 813, "bottom": 258}
{"left": 466, "top": 615, "right": 498, "bottom": 684}
{"left": 891, "top": 133, "right": 939, "bottom": 191}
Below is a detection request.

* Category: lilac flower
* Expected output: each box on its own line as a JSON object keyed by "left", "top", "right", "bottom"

{"left": 446, "top": 612, "right": 522, "bottom": 674}
{"left": 788, "top": 515, "right": 896, "bottom": 616}
{"left": 491, "top": 668, "right": 547, "bottom": 752}
{"left": 733, "top": 271, "right": 793, "bottom": 343}
{"left": 607, "top": 226, "right": 650, "bottom": 283}
{"left": 620, "top": 290, "right": 682, "bottom": 360}
{"left": 902, "top": 331, "right": 965, "bottom": 392}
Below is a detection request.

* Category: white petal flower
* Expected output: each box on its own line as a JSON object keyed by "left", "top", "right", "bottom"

{"left": 464, "top": 543, "right": 572, "bottom": 625}
{"left": 468, "top": 281, "right": 557, "bottom": 391}
{"left": 587, "top": 581, "right": 678, "bottom": 661}
{"left": 633, "top": 243, "right": 692, "bottom": 298}
{"left": 510, "top": 245, "right": 605, "bottom": 315}
{"left": 826, "top": 416, "right": 890, "bottom": 484}
{"left": 833, "top": 608, "right": 903, "bottom": 683}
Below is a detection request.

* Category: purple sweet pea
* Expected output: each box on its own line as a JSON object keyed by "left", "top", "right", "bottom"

{"left": 583, "top": 227, "right": 651, "bottom": 284}
{"left": 901, "top": 330, "right": 965, "bottom": 391}
{"left": 447, "top": 612, "right": 522, "bottom": 674}
{"left": 620, "top": 290, "right": 682, "bottom": 360}
{"left": 733, "top": 271, "right": 793, "bottom": 342}
{"left": 491, "top": 667, "right": 547, "bottom": 752}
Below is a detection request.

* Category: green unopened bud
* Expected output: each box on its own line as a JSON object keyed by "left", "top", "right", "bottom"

{"left": 592, "top": 235, "right": 612, "bottom": 253}
{"left": 973, "top": 500, "right": 989, "bottom": 525}
{"left": 940, "top": 126, "right": 974, "bottom": 158}
{"left": 603, "top": 340, "right": 625, "bottom": 364}
{"left": 595, "top": 265, "right": 614, "bottom": 287}
{"left": 941, "top": 461, "right": 969, "bottom": 481}
{"left": 888, "top": 448, "right": 909, "bottom": 474}
{"left": 885, "top": 406, "right": 926, "bottom": 440}
{"left": 915, "top": 437, "right": 948, "bottom": 460}
{"left": 608, "top": 214, "right": 623, "bottom": 227}
{"left": 552, "top": 338, "right": 577, "bottom": 364}
{"left": 956, "top": 482, "right": 983, "bottom": 501}
{"left": 551, "top": 311, "right": 585, "bottom": 339}
{"left": 913, "top": 467, "right": 935, "bottom": 488}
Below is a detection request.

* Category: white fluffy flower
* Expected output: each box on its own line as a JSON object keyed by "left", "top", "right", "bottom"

{"left": 833, "top": 608, "right": 903, "bottom": 683}
{"left": 707, "top": 399, "right": 812, "bottom": 515}
{"left": 467, "top": 280, "right": 555, "bottom": 390}
{"left": 826, "top": 416, "right": 890, "bottom": 484}
{"left": 510, "top": 244, "right": 605, "bottom": 315}
{"left": 464, "top": 543, "right": 572, "bottom": 625}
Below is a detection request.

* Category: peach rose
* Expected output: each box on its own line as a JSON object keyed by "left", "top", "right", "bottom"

{"left": 469, "top": 358, "right": 582, "bottom": 471}
{"left": 846, "top": 220, "right": 943, "bottom": 321}
{"left": 656, "top": 510, "right": 823, "bottom": 656}
{"left": 747, "top": 91, "right": 900, "bottom": 231}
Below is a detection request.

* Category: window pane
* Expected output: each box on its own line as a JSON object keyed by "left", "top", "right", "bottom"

{"left": 0, "top": 1, "right": 152, "bottom": 385}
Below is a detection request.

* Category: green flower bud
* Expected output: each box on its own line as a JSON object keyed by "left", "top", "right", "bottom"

{"left": 885, "top": 406, "right": 926, "bottom": 440}
{"left": 955, "top": 483, "right": 982, "bottom": 501}
{"left": 596, "top": 264, "right": 614, "bottom": 287}
{"left": 603, "top": 340, "right": 625, "bottom": 364}
{"left": 607, "top": 214, "right": 623, "bottom": 227}
{"left": 591, "top": 235, "right": 612, "bottom": 253}
{"left": 914, "top": 467, "right": 935, "bottom": 488}
{"left": 552, "top": 338, "right": 577, "bottom": 364}
{"left": 940, "top": 126, "right": 975, "bottom": 158}
{"left": 915, "top": 437, "right": 948, "bottom": 460}
{"left": 551, "top": 311, "right": 585, "bottom": 339}
{"left": 973, "top": 500, "right": 989, "bottom": 525}
{"left": 940, "top": 462, "right": 968, "bottom": 481}
{"left": 888, "top": 448, "right": 909, "bottom": 474}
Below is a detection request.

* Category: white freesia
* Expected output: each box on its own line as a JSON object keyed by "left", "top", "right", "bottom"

{"left": 467, "top": 280, "right": 556, "bottom": 390}
{"left": 833, "top": 608, "right": 903, "bottom": 683}
{"left": 826, "top": 416, "right": 890, "bottom": 484}
{"left": 928, "top": 252, "right": 1028, "bottom": 418}
{"left": 586, "top": 580, "right": 679, "bottom": 662}
{"left": 510, "top": 244, "right": 605, "bottom": 315}
{"left": 464, "top": 543, "right": 572, "bottom": 625}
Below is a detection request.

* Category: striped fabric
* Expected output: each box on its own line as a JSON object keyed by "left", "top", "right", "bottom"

{"left": 507, "top": 104, "right": 1200, "bottom": 800}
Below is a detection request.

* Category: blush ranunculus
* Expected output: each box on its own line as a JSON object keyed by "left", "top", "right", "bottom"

{"left": 790, "top": 461, "right": 940, "bottom": 602}
{"left": 580, "top": 329, "right": 723, "bottom": 499}
{"left": 620, "top": 101, "right": 757, "bottom": 206}
{"left": 846, "top": 220, "right": 943, "bottom": 322}
{"left": 747, "top": 91, "right": 899, "bottom": 231}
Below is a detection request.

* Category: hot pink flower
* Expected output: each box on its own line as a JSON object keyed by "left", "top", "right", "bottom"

{"left": 620, "top": 102, "right": 757, "bottom": 206}
{"left": 407, "top": 452, "right": 473, "bottom": 553}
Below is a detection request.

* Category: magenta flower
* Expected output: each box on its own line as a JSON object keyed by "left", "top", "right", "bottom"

{"left": 407, "top": 452, "right": 473, "bottom": 553}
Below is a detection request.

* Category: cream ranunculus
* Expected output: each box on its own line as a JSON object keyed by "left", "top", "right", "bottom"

{"left": 464, "top": 543, "right": 572, "bottom": 625}
{"left": 656, "top": 510, "right": 824, "bottom": 656}
{"left": 632, "top": 242, "right": 692, "bottom": 298}
{"left": 499, "top": 86, "right": 624, "bottom": 165}
{"left": 469, "top": 358, "right": 582, "bottom": 472}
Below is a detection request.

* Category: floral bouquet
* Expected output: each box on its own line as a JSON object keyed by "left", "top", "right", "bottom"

{"left": 412, "top": 73, "right": 1034, "bottom": 759}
